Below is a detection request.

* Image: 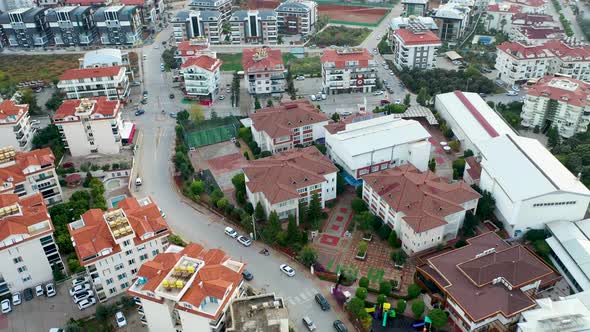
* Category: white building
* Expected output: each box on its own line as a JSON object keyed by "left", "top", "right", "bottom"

{"left": 175, "top": 38, "right": 216, "bottom": 64}
{"left": 0, "top": 192, "right": 64, "bottom": 297}
{"left": 324, "top": 115, "right": 431, "bottom": 180}
{"left": 127, "top": 243, "right": 245, "bottom": 332}
{"left": 230, "top": 10, "right": 278, "bottom": 45}
{"left": 545, "top": 219, "right": 590, "bottom": 293}
{"left": 517, "top": 292, "right": 590, "bottom": 331}
{"left": 0, "top": 100, "right": 34, "bottom": 151}
{"left": 478, "top": 134, "right": 590, "bottom": 237}
{"left": 390, "top": 16, "right": 438, "bottom": 32}
{"left": 434, "top": 91, "right": 516, "bottom": 155}
{"left": 431, "top": 2, "right": 471, "bottom": 42}
{"left": 509, "top": 26, "right": 565, "bottom": 46}
{"left": 188, "top": 0, "right": 232, "bottom": 22}
{"left": 68, "top": 196, "right": 171, "bottom": 302}
{"left": 242, "top": 47, "right": 286, "bottom": 95}
{"left": 53, "top": 97, "right": 124, "bottom": 157}
{"left": 520, "top": 76, "right": 590, "bottom": 138}
{"left": 0, "top": 147, "right": 63, "bottom": 205}
{"left": 243, "top": 146, "right": 338, "bottom": 221}
{"left": 391, "top": 27, "right": 441, "bottom": 70}
{"left": 495, "top": 40, "right": 590, "bottom": 86}
{"left": 363, "top": 164, "right": 480, "bottom": 254}
{"left": 401, "top": 0, "right": 429, "bottom": 16}
{"left": 180, "top": 55, "right": 222, "bottom": 102}
{"left": 172, "top": 10, "right": 222, "bottom": 44}
{"left": 80, "top": 48, "right": 134, "bottom": 80}
{"left": 321, "top": 48, "right": 377, "bottom": 95}
{"left": 485, "top": 3, "right": 521, "bottom": 33}
{"left": 227, "top": 293, "right": 289, "bottom": 332}
{"left": 249, "top": 99, "right": 329, "bottom": 153}
{"left": 57, "top": 66, "right": 130, "bottom": 101}
{"left": 275, "top": 0, "right": 317, "bottom": 36}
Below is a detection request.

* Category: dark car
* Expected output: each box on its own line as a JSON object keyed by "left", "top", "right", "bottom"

{"left": 142, "top": 91, "right": 148, "bottom": 96}
{"left": 315, "top": 293, "right": 330, "bottom": 311}
{"left": 333, "top": 320, "right": 347, "bottom": 332}
{"left": 169, "top": 93, "right": 175, "bottom": 99}
{"left": 169, "top": 112, "right": 177, "bottom": 119}
{"left": 242, "top": 270, "right": 253, "bottom": 281}
{"left": 23, "top": 288, "right": 33, "bottom": 301}
{"left": 135, "top": 109, "right": 145, "bottom": 116}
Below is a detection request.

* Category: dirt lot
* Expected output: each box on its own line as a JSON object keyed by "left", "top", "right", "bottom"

{"left": 0, "top": 54, "right": 81, "bottom": 86}
{"left": 318, "top": 5, "right": 389, "bottom": 24}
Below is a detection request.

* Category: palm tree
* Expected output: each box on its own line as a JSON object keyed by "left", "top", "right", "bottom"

{"left": 486, "top": 14, "right": 494, "bottom": 31}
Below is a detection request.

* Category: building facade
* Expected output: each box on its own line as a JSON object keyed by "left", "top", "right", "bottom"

{"left": 391, "top": 27, "right": 441, "bottom": 70}
{"left": 485, "top": 3, "right": 521, "bottom": 33}
{"left": 517, "top": 292, "right": 590, "bottom": 331}
{"left": 275, "top": 0, "right": 317, "bottom": 36}
{"left": 175, "top": 38, "right": 216, "bottom": 63}
{"left": 401, "top": 0, "right": 428, "bottom": 16}
{"left": 180, "top": 55, "right": 222, "bottom": 101}
{"left": 0, "top": 100, "right": 34, "bottom": 151}
{"left": 57, "top": 66, "right": 130, "bottom": 101}
{"left": 94, "top": 5, "right": 142, "bottom": 45}
{"left": 47, "top": 6, "right": 97, "bottom": 46}
{"left": 242, "top": 47, "right": 286, "bottom": 95}
{"left": 230, "top": 10, "right": 278, "bottom": 45}
{"left": 321, "top": 48, "right": 377, "bottom": 95}
{"left": 120, "top": 0, "right": 164, "bottom": 29}
{"left": 0, "top": 7, "right": 52, "bottom": 48}
{"left": 172, "top": 10, "right": 222, "bottom": 44}
{"left": 188, "top": 0, "right": 232, "bottom": 22}
{"left": 431, "top": 3, "right": 470, "bottom": 42}
{"left": 227, "top": 293, "right": 289, "bottom": 332}
{"left": 68, "top": 196, "right": 170, "bottom": 302}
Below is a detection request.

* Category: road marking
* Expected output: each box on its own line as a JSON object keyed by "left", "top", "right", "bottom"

{"left": 287, "top": 297, "right": 296, "bottom": 306}
{"left": 154, "top": 127, "right": 161, "bottom": 160}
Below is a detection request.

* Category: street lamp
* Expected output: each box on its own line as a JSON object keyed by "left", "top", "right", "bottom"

{"left": 251, "top": 214, "right": 257, "bottom": 241}
{"left": 466, "top": 78, "right": 472, "bottom": 92}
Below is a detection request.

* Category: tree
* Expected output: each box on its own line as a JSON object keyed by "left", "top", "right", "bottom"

{"left": 331, "top": 112, "right": 340, "bottom": 122}
{"left": 475, "top": 188, "right": 496, "bottom": 220}
{"left": 351, "top": 198, "right": 367, "bottom": 214}
{"left": 388, "top": 230, "right": 400, "bottom": 248}
{"left": 336, "top": 174, "right": 345, "bottom": 195}
{"left": 377, "top": 223, "right": 391, "bottom": 240}
{"left": 210, "top": 189, "right": 224, "bottom": 205}
{"left": 547, "top": 126, "right": 560, "bottom": 147}
{"left": 377, "top": 294, "right": 387, "bottom": 306}
{"left": 118, "top": 295, "right": 137, "bottom": 309}
{"left": 379, "top": 281, "right": 392, "bottom": 296}
{"left": 266, "top": 99, "right": 274, "bottom": 107}
{"left": 416, "top": 87, "right": 430, "bottom": 106}
{"left": 403, "top": 93, "right": 411, "bottom": 106}
{"left": 462, "top": 212, "right": 478, "bottom": 237}
{"left": 298, "top": 202, "right": 308, "bottom": 227}
{"left": 31, "top": 124, "right": 65, "bottom": 161}
{"left": 231, "top": 173, "right": 246, "bottom": 192}
{"left": 391, "top": 250, "right": 407, "bottom": 266}
{"left": 533, "top": 239, "right": 551, "bottom": 257}
{"left": 177, "top": 110, "right": 189, "bottom": 122}
{"left": 407, "top": 284, "right": 422, "bottom": 299}
{"left": 95, "top": 303, "right": 116, "bottom": 326}
{"left": 355, "top": 287, "right": 368, "bottom": 300}
{"left": 45, "top": 91, "right": 63, "bottom": 111}
{"left": 254, "top": 96, "right": 261, "bottom": 109}
{"left": 347, "top": 297, "right": 365, "bottom": 317}
{"left": 287, "top": 214, "right": 300, "bottom": 243}
{"left": 189, "top": 104, "right": 205, "bottom": 124}
{"left": 262, "top": 211, "right": 281, "bottom": 243}
{"left": 464, "top": 65, "right": 480, "bottom": 78}
{"left": 396, "top": 299, "right": 407, "bottom": 314}
{"left": 19, "top": 88, "right": 41, "bottom": 114}
{"left": 428, "top": 158, "right": 436, "bottom": 172}
{"left": 524, "top": 229, "right": 547, "bottom": 242}
{"left": 452, "top": 158, "right": 466, "bottom": 179}
{"left": 359, "top": 276, "right": 369, "bottom": 288}
{"left": 216, "top": 198, "right": 229, "bottom": 210}
{"left": 64, "top": 318, "right": 82, "bottom": 332}
{"left": 190, "top": 180, "right": 205, "bottom": 195}
{"left": 429, "top": 308, "right": 449, "bottom": 328}
{"left": 307, "top": 193, "right": 322, "bottom": 229}
{"left": 411, "top": 300, "right": 425, "bottom": 318}
{"left": 354, "top": 211, "right": 373, "bottom": 231}
{"left": 255, "top": 202, "right": 265, "bottom": 221}
{"left": 298, "top": 245, "right": 318, "bottom": 266}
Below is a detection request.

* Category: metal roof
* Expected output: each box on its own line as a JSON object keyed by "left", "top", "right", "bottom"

{"left": 546, "top": 219, "right": 590, "bottom": 290}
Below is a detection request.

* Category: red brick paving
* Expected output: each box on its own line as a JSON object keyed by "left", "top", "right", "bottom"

{"left": 320, "top": 234, "right": 340, "bottom": 246}
{"left": 336, "top": 216, "right": 344, "bottom": 222}
{"left": 435, "top": 157, "right": 445, "bottom": 164}
{"left": 207, "top": 152, "right": 248, "bottom": 174}
{"left": 339, "top": 207, "right": 348, "bottom": 213}
{"left": 331, "top": 225, "right": 340, "bottom": 231}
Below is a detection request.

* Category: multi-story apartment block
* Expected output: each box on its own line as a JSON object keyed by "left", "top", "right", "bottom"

{"left": 68, "top": 196, "right": 170, "bottom": 302}
{"left": 321, "top": 48, "right": 377, "bottom": 95}
{"left": 485, "top": 3, "right": 520, "bottom": 33}
{"left": 173, "top": 10, "right": 222, "bottom": 44}
{"left": 127, "top": 243, "right": 245, "bottom": 332}
{"left": 520, "top": 76, "right": 590, "bottom": 138}
{"left": 53, "top": 97, "right": 123, "bottom": 156}
{"left": 80, "top": 48, "right": 134, "bottom": 80}
{"left": 401, "top": 0, "right": 428, "bottom": 16}
{"left": 175, "top": 38, "right": 216, "bottom": 63}
{"left": 64, "top": 0, "right": 111, "bottom": 6}
{"left": 392, "top": 25, "right": 441, "bottom": 70}
{"left": 244, "top": 146, "right": 337, "bottom": 221}
{"left": 249, "top": 99, "right": 329, "bottom": 153}
{"left": 505, "top": 0, "right": 547, "bottom": 13}
{"left": 390, "top": 16, "right": 438, "bottom": 32}
{"left": 227, "top": 293, "right": 289, "bottom": 332}
{"left": 57, "top": 66, "right": 129, "bottom": 101}
{"left": 37, "top": 0, "right": 64, "bottom": 8}
{"left": 94, "top": 5, "right": 142, "bottom": 45}
{"left": 0, "top": 147, "right": 63, "bottom": 205}
{"left": 0, "top": 100, "right": 34, "bottom": 151}
{"left": 188, "top": 0, "right": 232, "bottom": 22}
{"left": 275, "top": 0, "right": 317, "bottom": 36}
{"left": 362, "top": 164, "right": 480, "bottom": 254}
{"left": 0, "top": 192, "right": 64, "bottom": 297}
{"left": 1, "top": 0, "right": 34, "bottom": 11}
{"left": 431, "top": 2, "right": 470, "bottom": 42}
{"left": 121, "top": 0, "right": 164, "bottom": 28}
{"left": 495, "top": 40, "right": 590, "bottom": 86}
{"left": 180, "top": 55, "right": 222, "bottom": 101}
{"left": 509, "top": 26, "right": 564, "bottom": 46}
{"left": 242, "top": 47, "right": 286, "bottom": 95}
{"left": 47, "top": 6, "right": 97, "bottom": 46}
{"left": 0, "top": 7, "right": 52, "bottom": 48}
{"left": 230, "top": 10, "right": 278, "bottom": 45}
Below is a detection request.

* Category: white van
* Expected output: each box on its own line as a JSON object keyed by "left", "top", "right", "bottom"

{"left": 135, "top": 177, "right": 142, "bottom": 186}
{"left": 224, "top": 227, "right": 237, "bottom": 238}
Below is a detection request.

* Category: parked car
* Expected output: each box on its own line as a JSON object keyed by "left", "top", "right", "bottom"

{"left": 495, "top": 79, "right": 505, "bottom": 87}
{"left": 302, "top": 316, "right": 317, "bottom": 331}
{"left": 133, "top": 296, "right": 142, "bottom": 305}
{"left": 115, "top": 311, "right": 127, "bottom": 327}
{"left": 296, "top": 76, "right": 305, "bottom": 81}
{"left": 315, "top": 293, "right": 330, "bottom": 310}
{"left": 1, "top": 299, "right": 11, "bottom": 314}
{"left": 506, "top": 90, "right": 518, "bottom": 96}
{"left": 280, "top": 264, "right": 296, "bottom": 277}
{"left": 46, "top": 283, "right": 56, "bottom": 297}
{"left": 511, "top": 85, "right": 520, "bottom": 92}
{"left": 242, "top": 269, "right": 254, "bottom": 281}
{"left": 380, "top": 100, "right": 391, "bottom": 105}
{"left": 373, "top": 91, "right": 384, "bottom": 96}
{"left": 224, "top": 227, "right": 238, "bottom": 238}
{"left": 23, "top": 288, "right": 33, "bottom": 301}
{"left": 135, "top": 109, "right": 145, "bottom": 116}
{"left": 72, "top": 291, "right": 93, "bottom": 304}
{"left": 321, "top": 93, "right": 327, "bottom": 100}
{"left": 226, "top": 88, "right": 231, "bottom": 93}
{"left": 142, "top": 91, "right": 148, "bottom": 97}
{"left": 136, "top": 177, "right": 143, "bottom": 186}
{"left": 77, "top": 297, "right": 96, "bottom": 310}
{"left": 169, "top": 112, "right": 177, "bottom": 118}
{"left": 69, "top": 283, "right": 90, "bottom": 296}
{"left": 72, "top": 277, "right": 89, "bottom": 287}
{"left": 12, "top": 292, "right": 21, "bottom": 306}
{"left": 219, "top": 95, "right": 225, "bottom": 100}
{"left": 35, "top": 285, "right": 44, "bottom": 297}
{"left": 311, "top": 94, "right": 317, "bottom": 101}
{"left": 394, "top": 99, "right": 402, "bottom": 104}
{"left": 169, "top": 93, "right": 175, "bottom": 99}
{"left": 333, "top": 319, "right": 348, "bottom": 332}
{"left": 237, "top": 235, "right": 252, "bottom": 247}
{"left": 341, "top": 111, "right": 352, "bottom": 116}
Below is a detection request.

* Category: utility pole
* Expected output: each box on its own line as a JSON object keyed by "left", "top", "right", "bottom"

{"left": 251, "top": 214, "right": 256, "bottom": 240}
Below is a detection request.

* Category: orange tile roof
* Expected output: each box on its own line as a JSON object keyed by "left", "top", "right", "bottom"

{"left": 0, "top": 148, "right": 56, "bottom": 190}
{"left": 526, "top": 75, "right": 590, "bottom": 108}
{"left": 59, "top": 66, "right": 123, "bottom": 81}
{"left": 497, "top": 40, "right": 590, "bottom": 61}
{"left": 243, "top": 146, "right": 338, "bottom": 205}
{"left": 321, "top": 48, "right": 373, "bottom": 69}
{"left": 487, "top": 3, "right": 521, "bottom": 12}
{"left": 0, "top": 100, "right": 29, "bottom": 124}
{"left": 53, "top": 97, "right": 120, "bottom": 121}
{"left": 242, "top": 47, "right": 284, "bottom": 72}
{"left": 177, "top": 40, "right": 210, "bottom": 56}
{"left": 0, "top": 193, "right": 51, "bottom": 243}
{"left": 394, "top": 29, "right": 441, "bottom": 46}
{"left": 250, "top": 99, "right": 330, "bottom": 138}
{"left": 180, "top": 55, "right": 222, "bottom": 72}
{"left": 363, "top": 164, "right": 481, "bottom": 233}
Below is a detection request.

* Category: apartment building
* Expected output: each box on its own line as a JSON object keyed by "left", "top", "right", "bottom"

{"left": 0, "top": 147, "right": 63, "bottom": 206}
{"left": 68, "top": 196, "right": 170, "bottom": 302}
{"left": 1, "top": 0, "right": 34, "bottom": 11}
{"left": 53, "top": 97, "right": 123, "bottom": 156}
{"left": 188, "top": 0, "right": 232, "bottom": 22}
{"left": 121, "top": 0, "right": 164, "bottom": 28}
{"left": 94, "top": 5, "right": 142, "bottom": 45}
{"left": 401, "top": 0, "right": 429, "bottom": 16}
{"left": 391, "top": 25, "right": 441, "bottom": 70}
{"left": 431, "top": 2, "right": 470, "bottom": 42}
{"left": 390, "top": 16, "right": 438, "bottom": 32}
{"left": 57, "top": 66, "right": 129, "bottom": 101}
{"left": 521, "top": 76, "right": 590, "bottom": 138}
{"left": 275, "top": 0, "right": 317, "bottom": 36}
{"left": 509, "top": 26, "right": 564, "bottom": 46}
{"left": 180, "top": 55, "right": 222, "bottom": 101}
{"left": 506, "top": 0, "right": 547, "bottom": 13}
{"left": 0, "top": 100, "right": 34, "bottom": 151}
{"left": 227, "top": 293, "right": 289, "bottom": 332}
{"left": 175, "top": 38, "right": 216, "bottom": 63}
{"left": 47, "top": 6, "right": 97, "bottom": 46}
{"left": 0, "top": 192, "right": 64, "bottom": 297}
{"left": 127, "top": 243, "right": 245, "bottom": 332}
{"left": 0, "top": 7, "right": 52, "bottom": 48}
{"left": 230, "top": 10, "right": 278, "bottom": 45}
{"left": 249, "top": 99, "right": 329, "bottom": 153}
{"left": 417, "top": 232, "right": 560, "bottom": 332}
{"left": 173, "top": 10, "right": 222, "bottom": 44}
{"left": 324, "top": 115, "right": 431, "bottom": 180}
{"left": 363, "top": 164, "right": 480, "bottom": 254}
{"left": 485, "top": 3, "right": 520, "bottom": 33}
{"left": 321, "top": 48, "right": 377, "bottom": 95}
{"left": 242, "top": 47, "right": 286, "bottom": 95}
{"left": 495, "top": 40, "right": 590, "bottom": 86}
{"left": 243, "top": 146, "right": 337, "bottom": 221}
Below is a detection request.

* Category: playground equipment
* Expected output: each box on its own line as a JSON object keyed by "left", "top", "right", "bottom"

{"left": 412, "top": 316, "right": 432, "bottom": 332}
{"left": 382, "top": 302, "right": 396, "bottom": 327}
{"left": 365, "top": 306, "right": 375, "bottom": 313}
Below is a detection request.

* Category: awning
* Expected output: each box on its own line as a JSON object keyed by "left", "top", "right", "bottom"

{"left": 445, "top": 51, "right": 463, "bottom": 61}
{"left": 120, "top": 121, "right": 136, "bottom": 145}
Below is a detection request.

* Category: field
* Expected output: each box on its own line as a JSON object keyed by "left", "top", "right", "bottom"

{"left": 218, "top": 53, "right": 299, "bottom": 72}
{"left": 312, "top": 26, "right": 372, "bottom": 47}
{"left": 0, "top": 54, "right": 81, "bottom": 86}
{"left": 318, "top": 4, "right": 390, "bottom": 25}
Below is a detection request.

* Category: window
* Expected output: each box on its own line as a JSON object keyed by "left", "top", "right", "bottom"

{"left": 131, "top": 268, "right": 138, "bottom": 274}
{"left": 13, "top": 257, "right": 23, "bottom": 264}
{"left": 114, "top": 263, "right": 124, "bottom": 271}
{"left": 140, "top": 254, "right": 149, "bottom": 261}
{"left": 17, "top": 266, "right": 27, "bottom": 273}
{"left": 128, "top": 259, "right": 135, "bottom": 265}
{"left": 106, "top": 278, "right": 114, "bottom": 285}
{"left": 359, "top": 169, "right": 369, "bottom": 176}
{"left": 125, "top": 250, "right": 133, "bottom": 256}
{"left": 22, "top": 275, "right": 31, "bottom": 282}
{"left": 123, "top": 240, "right": 131, "bottom": 246}
{"left": 109, "top": 287, "right": 117, "bottom": 294}
{"left": 117, "top": 273, "right": 127, "bottom": 281}
{"left": 152, "top": 249, "right": 159, "bottom": 256}
{"left": 120, "top": 282, "right": 129, "bottom": 290}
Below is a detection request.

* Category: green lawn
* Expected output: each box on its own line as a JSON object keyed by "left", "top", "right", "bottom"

{"left": 218, "top": 53, "right": 243, "bottom": 71}
{"left": 288, "top": 56, "right": 322, "bottom": 77}
{"left": 0, "top": 54, "right": 81, "bottom": 89}
{"left": 313, "top": 26, "right": 372, "bottom": 47}
{"left": 219, "top": 52, "right": 320, "bottom": 76}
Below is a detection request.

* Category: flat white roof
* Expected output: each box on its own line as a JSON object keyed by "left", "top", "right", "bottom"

{"left": 479, "top": 135, "right": 590, "bottom": 200}
{"left": 546, "top": 220, "right": 590, "bottom": 289}
{"left": 82, "top": 49, "right": 123, "bottom": 68}
{"left": 518, "top": 295, "right": 590, "bottom": 331}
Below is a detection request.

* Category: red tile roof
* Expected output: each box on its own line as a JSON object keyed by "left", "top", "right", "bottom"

{"left": 526, "top": 75, "right": 590, "bottom": 108}
{"left": 0, "top": 193, "right": 51, "bottom": 244}
{"left": 53, "top": 97, "right": 120, "bottom": 121}
{"left": 0, "top": 148, "right": 56, "bottom": 191}
{"left": 497, "top": 40, "right": 590, "bottom": 61}
{"left": 180, "top": 55, "right": 222, "bottom": 72}
{"left": 454, "top": 90, "right": 499, "bottom": 138}
{"left": 242, "top": 48, "right": 284, "bottom": 72}
{"left": 177, "top": 40, "right": 210, "bottom": 55}
{"left": 321, "top": 48, "right": 373, "bottom": 69}
{"left": 487, "top": 3, "right": 521, "bottom": 13}
{"left": 363, "top": 164, "right": 480, "bottom": 233}
{"left": 59, "top": 66, "right": 123, "bottom": 81}
{"left": 394, "top": 29, "right": 441, "bottom": 46}
{"left": 0, "top": 101, "right": 29, "bottom": 124}
{"left": 511, "top": 13, "right": 554, "bottom": 24}
{"left": 244, "top": 146, "right": 338, "bottom": 205}
{"left": 514, "top": 26, "right": 564, "bottom": 39}
{"left": 121, "top": 0, "right": 145, "bottom": 5}
{"left": 506, "top": 0, "right": 545, "bottom": 7}
{"left": 465, "top": 156, "right": 482, "bottom": 181}
{"left": 250, "top": 99, "right": 329, "bottom": 138}
{"left": 64, "top": 0, "right": 106, "bottom": 4}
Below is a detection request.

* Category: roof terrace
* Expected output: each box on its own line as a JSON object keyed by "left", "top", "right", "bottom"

{"left": 155, "top": 255, "right": 204, "bottom": 302}
{"left": 104, "top": 209, "right": 135, "bottom": 243}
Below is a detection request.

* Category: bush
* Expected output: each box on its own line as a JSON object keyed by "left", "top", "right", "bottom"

{"left": 355, "top": 287, "right": 368, "bottom": 300}
{"left": 407, "top": 284, "right": 422, "bottom": 299}
{"left": 190, "top": 180, "right": 205, "bottom": 195}
{"left": 448, "top": 140, "right": 460, "bottom": 152}
{"left": 377, "top": 294, "right": 387, "bottom": 305}
{"left": 429, "top": 308, "right": 449, "bottom": 328}
{"left": 357, "top": 240, "right": 368, "bottom": 256}
{"left": 356, "top": 185, "right": 363, "bottom": 198}
{"left": 377, "top": 223, "right": 391, "bottom": 240}
{"left": 396, "top": 299, "right": 407, "bottom": 314}
{"left": 298, "top": 245, "right": 318, "bottom": 266}
{"left": 168, "top": 234, "right": 187, "bottom": 247}
{"left": 391, "top": 250, "right": 407, "bottom": 266}
{"left": 455, "top": 239, "right": 468, "bottom": 248}
{"left": 351, "top": 198, "right": 368, "bottom": 214}
{"left": 379, "top": 281, "right": 392, "bottom": 296}
{"left": 524, "top": 229, "right": 547, "bottom": 242}
{"left": 371, "top": 215, "right": 383, "bottom": 231}
{"left": 411, "top": 300, "right": 425, "bottom": 318}
{"left": 359, "top": 276, "right": 370, "bottom": 288}
{"left": 388, "top": 230, "right": 401, "bottom": 248}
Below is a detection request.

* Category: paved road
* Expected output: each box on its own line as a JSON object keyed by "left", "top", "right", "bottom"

{"left": 130, "top": 25, "right": 346, "bottom": 332}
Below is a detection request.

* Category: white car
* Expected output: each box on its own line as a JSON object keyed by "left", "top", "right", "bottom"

{"left": 296, "top": 76, "right": 305, "bottom": 81}
{"left": 224, "top": 226, "right": 238, "bottom": 238}
{"left": 321, "top": 93, "right": 327, "bottom": 100}
{"left": 35, "top": 285, "right": 44, "bottom": 297}
{"left": 389, "top": 71, "right": 394, "bottom": 76}
{"left": 280, "top": 264, "right": 296, "bottom": 277}
{"left": 72, "top": 290, "right": 93, "bottom": 304}
{"left": 341, "top": 111, "right": 352, "bottom": 116}
{"left": 511, "top": 85, "right": 520, "bottom": 92}
{"left": 373, "top": 91, "right": 384, "bottom": 96}
{"left": 1, "top": 299, "right": 11, "bottom": 314}
{"left": 46, "top": 283, "right": 56, "bottom": 297}
{"left": 310, "top": 94, "right": 317, "bottom": 101}
{"left": 69, "top": 283, "right": 91, "bottom": 296}
{"left": 77, "top": 297, "right": 96, "bottom": 310}
{"left": 12, "top": 292, "right": 21, "bottom": 306}
{"left": 154, "top": 45, "right": 160, "bottom": 49}
{"left": 394, "top": 99, "right": 402, "bottom": 104}
{"left": 72, "top": 277, "right": 89, "bottom": 287}
{"left": 115, "top": 311, "right": 127, "bottom": 327}
{"left": 219, "top": 95, "right": 225, "bottom": 100}
{"left": 506, "top": 90, "right": 518, "bottom": 96}
{"left": 237, "top": 235, "right": 252, "bottom": 247}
